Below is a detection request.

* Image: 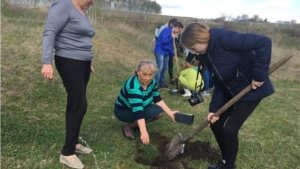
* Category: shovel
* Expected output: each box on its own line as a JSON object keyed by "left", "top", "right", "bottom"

{"left": 173, "top": 38, "right": 181, "bottom": 91}
{"left": 163, "top": 53, "right": 294, "bottom": 161}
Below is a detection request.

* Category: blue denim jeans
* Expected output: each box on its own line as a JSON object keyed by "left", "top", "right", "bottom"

{"left": 203, "top": 69, "right": 212, "bottom": 91}
{"left": 154, "top": 53, "right": 169, "bottom": 86}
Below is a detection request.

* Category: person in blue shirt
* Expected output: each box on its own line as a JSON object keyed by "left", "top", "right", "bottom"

{"left": 181, "top": 22, "right": 274, "bottom": 169}
{"left": 157, "top": 18, "right": 178, "bottom": 85}
{"left": 114, "top": 59, "right": 178, "bottom": 145}
{"left": 158, "top": 18, "right": 178, "bottom": 35}
{"left": 154, "top": 22, "right": 183, "bottom": 89}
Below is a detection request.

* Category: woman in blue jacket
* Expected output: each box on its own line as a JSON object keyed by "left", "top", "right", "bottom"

{"left": 181, "top": 22, "right": 274, "bottom": 169}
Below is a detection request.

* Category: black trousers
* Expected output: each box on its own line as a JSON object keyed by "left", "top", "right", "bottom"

{"left": 210, "top": 100, "right": 261, "bottom": 168}
{"left": 168, "top": 56, "right": 174, "bottom": 81}
{"left": 55, "top": 55, "right": 91, "bottom": 156}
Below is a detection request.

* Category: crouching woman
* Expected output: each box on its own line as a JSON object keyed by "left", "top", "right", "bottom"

{"left": 114, "top": 59, "right": 178, "bottom": 145}
{"left": 178, "top": 61, "right": 204, "bottom": 97}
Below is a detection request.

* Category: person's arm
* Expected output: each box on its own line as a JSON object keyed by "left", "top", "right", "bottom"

{"left": 128, "top": 90, "right": 150, "bottom": 144}
{"left": 151, "top": 80, "right": 177, "bottom": 121}
{"left": 219, "top": 31, "right": 272, "bottom": 82}
{"left": 155, "top": 100, "right": 176, "bottom": 122}
{"left": 209, "top": 85, "right": 226, "bottom": 113}
{"left": 207, "top": 85, "right": 226, "bottom": 124}
{"left": 41, "top": 1, "right": 69, "bottom": 79}
{"left": 137, "top": 118, "right": 149, "bottom": 144}
{"left": 125, "top": 82, "right": 151, "bottom": 144}
{"left": 160, "top": 28, "right": 175, "bottom": 57}
{"left": 42, "top": 1, "right": 69, "bottom": 64}
{"left": 206, "top": 75, "right": 227, "bottom": 123}
{"left": 160, "top": 28, "right": 173, "bottom": 44}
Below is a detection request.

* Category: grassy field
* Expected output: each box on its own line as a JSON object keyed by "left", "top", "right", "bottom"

{"left": 1, "top": 2, "right": 300, "bottom": 169}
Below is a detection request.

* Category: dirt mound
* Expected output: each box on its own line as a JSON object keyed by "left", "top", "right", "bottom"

{"left": 135, "top": 133, "right": 220, "bottom": 169}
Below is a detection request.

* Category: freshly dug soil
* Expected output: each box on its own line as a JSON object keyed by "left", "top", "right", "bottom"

{"left": 135, "top": 133, "right": 220, "bottom": 169}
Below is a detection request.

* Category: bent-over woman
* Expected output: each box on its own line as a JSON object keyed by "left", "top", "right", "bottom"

{"left": 181, "top": 22, "right": 274, "bottom": 169}
{"left": 178, "top": 61, "right": 204, "bottom": 97}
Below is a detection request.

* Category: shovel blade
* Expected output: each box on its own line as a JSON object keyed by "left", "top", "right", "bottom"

{"left": 163, "top": 134, "right": 185, "bottom": 161}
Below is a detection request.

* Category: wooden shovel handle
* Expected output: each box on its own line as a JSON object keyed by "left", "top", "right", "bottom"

{"left": 183, "top": 53, "right": 294, "bottom": 142}
{"left": 173, "top": 38, "right": 180, "bottom": 76}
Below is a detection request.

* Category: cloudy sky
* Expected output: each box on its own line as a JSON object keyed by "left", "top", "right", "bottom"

{"left": 154, "top": 0, "right": 300, "bottom": 23}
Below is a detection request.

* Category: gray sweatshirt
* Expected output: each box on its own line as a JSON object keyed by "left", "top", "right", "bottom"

{"left": 42, "top": 0, "right": 95, "bottom": 64}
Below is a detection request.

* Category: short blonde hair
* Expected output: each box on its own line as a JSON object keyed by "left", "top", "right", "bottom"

{"left": 134, "top": 59, "right": 157, "bottom": 76}
{"left": 181, "top": 22, "right": 210, "bottom": 49}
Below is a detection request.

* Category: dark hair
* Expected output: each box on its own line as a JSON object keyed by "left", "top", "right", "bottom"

{"left": 168, "top": 18, "right": 178, "bottom": 26}
{"left": 173, "top": 22, "right": 184, "bottom": 29}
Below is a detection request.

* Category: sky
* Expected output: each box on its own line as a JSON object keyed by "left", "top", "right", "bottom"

{"left": 154, "top": 0, "right": 300, "bottom": 23}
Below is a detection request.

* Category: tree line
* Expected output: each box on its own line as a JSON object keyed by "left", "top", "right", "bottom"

{"left": 6, "top": 0, "right": 162, "bottom": 14}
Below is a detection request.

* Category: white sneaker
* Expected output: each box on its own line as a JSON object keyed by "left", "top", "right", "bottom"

{"left": 182, "top": 89, "right": 192, "bottom": 97}
{"left": 201, "top": 90, "right": 210, "bottom": 96}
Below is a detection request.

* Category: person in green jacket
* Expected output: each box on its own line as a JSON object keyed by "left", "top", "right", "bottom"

{"left": 178, "top": 61, "right": 204, "bottom": 97}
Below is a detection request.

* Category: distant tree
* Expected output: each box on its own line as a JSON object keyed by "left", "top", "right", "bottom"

{"left": 218, "top": 13, "right": 233, "bottom": 22}
{"left": 152, "top": 1, "right": 161, "bottom": 14}
{"left": 242, "top": 14, "right": 249, "bottom": 20}
{"left": 7, "top": 0, "right": 160, "bottom": 15}
{"left": 252, "top": 15, "right": 259, "bottom": 22}
{"left": 226, "top": 14, "right": 233, "bottom": 22}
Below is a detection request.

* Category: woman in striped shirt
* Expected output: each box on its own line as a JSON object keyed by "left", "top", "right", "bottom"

{"left": 114, "top": 59, "right": 178, "bottom": 145}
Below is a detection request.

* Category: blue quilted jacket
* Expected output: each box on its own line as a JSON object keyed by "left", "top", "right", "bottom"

{"left": 203, "top": 28, "right": 274, "bottom": 113}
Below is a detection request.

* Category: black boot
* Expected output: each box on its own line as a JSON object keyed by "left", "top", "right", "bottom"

{"left": 208, "top": 161, "right": 236, "bottom": 169}
{"left": 208, "top": 161, "right": 224, "bottom": 169}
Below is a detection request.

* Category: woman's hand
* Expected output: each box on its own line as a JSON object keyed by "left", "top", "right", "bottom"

{"left": 207, "top": 112, "right": 219, "bottom": 124}
{"left": 90, "top": 65, "right": 95, "bottom": 73}
{"left": 173, "top": 56, "right": 178, "bottom": 61}
{"left": 167, "top": 111, "right": 177, "bottom": 122}
{"left": 41, "top": 64, "right": 54, "bottom": 80}
{"left": 155, "top": 100, "right": 177, "bottom": 122}
{"left": 171, "top": 30, "right": 176, "bottom": 38}
{"left": 252, "top": 79, "right": 264, "bottom": 89}
{"left": 140, "top": 131, "right": 150, "bottom": 145}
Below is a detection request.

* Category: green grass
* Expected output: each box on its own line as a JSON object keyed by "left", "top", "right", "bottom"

{"left": 1, "top": 2, "right": 300, "bottom": 169}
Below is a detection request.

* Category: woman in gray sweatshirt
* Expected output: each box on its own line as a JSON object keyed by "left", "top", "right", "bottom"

{"left": 41, "top": 0, "right": 95, "bottom": 168}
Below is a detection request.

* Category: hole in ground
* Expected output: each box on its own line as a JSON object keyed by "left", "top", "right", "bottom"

{"left": 135, "top": 133, "right": 221, "bottom": 169}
